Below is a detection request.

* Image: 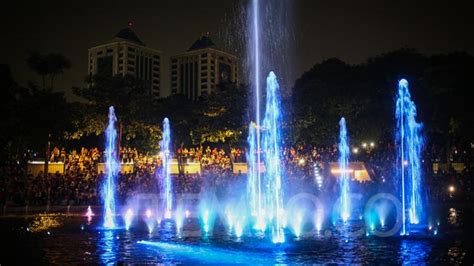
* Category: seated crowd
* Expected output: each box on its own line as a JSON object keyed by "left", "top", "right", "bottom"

{"left": 0, "top": 144, "right": 472, "bottom": 206}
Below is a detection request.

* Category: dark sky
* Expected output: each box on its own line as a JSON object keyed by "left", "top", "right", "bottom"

{"left": 2, "top": 0, "right": 473, "bottom": 101}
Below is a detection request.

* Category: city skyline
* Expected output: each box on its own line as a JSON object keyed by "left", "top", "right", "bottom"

{"left": 1, "top": 0, "right": 473, "bottom": 101}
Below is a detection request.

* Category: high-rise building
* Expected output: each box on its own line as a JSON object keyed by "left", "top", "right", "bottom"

{"left": 88, "top": 23, "right": 162, "bottom": 99}
{"left": 170, "top": 35, "right": 238, "bottom": 100}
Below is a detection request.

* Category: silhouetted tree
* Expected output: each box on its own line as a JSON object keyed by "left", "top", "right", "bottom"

{"left": 26, "top": 51, "right": 71, "bottom": 90}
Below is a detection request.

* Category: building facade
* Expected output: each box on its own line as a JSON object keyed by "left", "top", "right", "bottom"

{"left": 170, "top": 36, "right": 238, "bottom": 100}
{"left": 88, "top": 25, "right": 162, "bottom": 99}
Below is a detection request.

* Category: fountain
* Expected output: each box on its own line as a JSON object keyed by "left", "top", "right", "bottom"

{"left": 159, "top": 118, "right": 173, "bottom": 219}
{"left": 338, "top": 117, "right": 351, "bottom": 222}
{"left": 102, "top": 106, "right": 120, "bottom": 229}
{"left": 261, "top": 71, "right": 285, "bottom": 243}
{"left": 247, "top": 123, "right": 259, "bottom": 218}
{"left": 250, "top": 0, "right": 264, "bottom": 233}
{"left": 395, "top": 79, "right": 425, "bottom": 235}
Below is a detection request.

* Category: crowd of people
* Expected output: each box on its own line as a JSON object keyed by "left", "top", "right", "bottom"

{"left": 0, "top": 144, "right": 472, "bottom": 207}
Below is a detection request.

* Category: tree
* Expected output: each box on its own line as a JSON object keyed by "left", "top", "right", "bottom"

{"left": 26, "top": 51, "right": 71, "bottom": 90}
{"left": 191, "top": 83, "right": 249, "bottom": 146}
{"left": 72, "top": 74, "right": 161, "bottom": 151}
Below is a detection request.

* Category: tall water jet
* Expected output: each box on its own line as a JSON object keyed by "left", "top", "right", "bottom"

{"left": 262, "top": 71, "right": 284, "bottom": 243}
{"left": 338, "top": 117, "right": 351, "bottom": 222}
{"left": 396, "top": 79, "right": 424, "bottom": 235}
{"left": 247, "top": 123, "right": 258, "bottom": 217}
{"left": 160, "top": 118, "right": 173, "bottom": 218}
{"left": 251, "top": 0, "right": 264, "bottom": 230}
{"left": 103, "top": 106, "right": 120, "bottom": 229}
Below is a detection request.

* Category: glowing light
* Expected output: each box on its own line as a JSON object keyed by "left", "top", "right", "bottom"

{"left": 248, "top": 72, "right": 285, "bottom": 243}
{"left": 159, "top": 118, "right": 173, "bottom": 216}
{"left": 370, "top": 142, "right": 375, "bottom": 148}
{"left": 146, "top": 209, "right": 153, "bottom": 219}
{"left": 185, "top": 210, "right": 191, "bottom": 218}
{"left": 298, "top": 158, "right": 305, "bottom": 165}
{"left": 396, "top": 79, "right": 424, "bottom": 235}
{"left": 225, "top": 210, "right": 234, "bottom": 231}
{"left": 202, "top": 209, "right": 210, "bottom": 233}
{"left": 85, "top": 206, "right": 95, "bottom": 224}
{"left": 124, "top": 208, "right": 134, "bottom": 230}
{"left": 314, "top": 207, "right": 324, "bottom": 233}
{"left": 175, "top": 209, "right": 184, "bottom": 233}
{"left": 102, "top": 106, "right": 119, "bottom": 229}
{"left": 137, "top": 241, "right": 273, "bottom": 264}
{"left": 352, "top": 148, "right": 359, "bottom": 154}
{"left": 338, "top": 117, "right": 351, "bottom": 222}
{"left": 164, "top": 209, "right": 172, "bottom": 219}
{"left": 29, "top": 214, "right": 63, "bottom": 233}
{"left": 85, "top": 206, "right": 95, "bottom": 217}
{"left": 144, "top": 209, "right": 155, "bottom": 234}
{"left": 448, "top": 185, "right": 455, "bottom": 193}
{"left": 293, "top": 211, "right": 303, "bottom": 237}
{"left": 362, "top": 142, "right": 367, "bottom": 148}
{"left": 235, "top": 222, "right": 243, "bottom": 237}
{"left": 313, "top": 163, "right": 323, "bottom": 188}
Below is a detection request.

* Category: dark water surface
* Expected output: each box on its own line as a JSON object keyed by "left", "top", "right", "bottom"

{"left": 1, "top": 205, "right": 472, "bottom": 264}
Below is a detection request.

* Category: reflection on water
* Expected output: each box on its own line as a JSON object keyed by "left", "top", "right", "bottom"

{"left": 400, "top": 239, "right": 431, "bottom": 264}
{"left": 1, "top": 205, "right": 472, "bottom": 264}
{"left": 28, "top": 213, "right": 64, "bottom": 233}
{"left": 99, "top": 230, "right": 117, "bottom": 264}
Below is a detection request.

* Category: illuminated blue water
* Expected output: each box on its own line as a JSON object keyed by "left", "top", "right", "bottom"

{"left": 2, "top": 208, "right": 469, "bottom": 264}
{"left": 338, "top": 117, "right": 351, "bottom": 222}
{"left": 103, "top": 106, "right": 119, "bottom": 229}
{"left": 395, "top": 79, "right": 425, "bottom": 235}
{"left": 247, "top": 122, "right": 258, "bottom": 216}
{"left": 261, "top": 72, "right": 285, "bottom": 243}
{"left": 159, "top": 118, "right": 172, "bottom": 216}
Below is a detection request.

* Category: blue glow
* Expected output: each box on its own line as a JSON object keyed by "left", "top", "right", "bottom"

{"left": 100, "top": 230, "right": 116, "bottom": 264}
{"left": 175, "top": 208, "right": 184, "bottom": 234}
{"left": 145, "top": 209, "right": 155, "bottom": 234}
{"left": 247, "top": 123, "right": 259, "bottom": 220}
{"left": 396, "top": 79, "right": 425, "bottom": 235}
{"left": 262, "top": 72, "right": 285, "bottom": 243}
{"left": 103, "top": 106, "right": 119, "bottom": 229}
{"left": 159, "top": 118, "right": 173, "bottom": 215}
{"left": 124, "top": 208, "right": 134, "bottom": 231}
{"left": 235, "top": 221, "right": 244, "bottom": 238}
{"left": 252, "top": 0, "right": 263, "bottom": 231}
{"left": 246, "top": 72, "right": 286, "bottom": 243}
{"left": 338, "top": 117, "right": 351, "bottom": 222}
{"left": 138, "top": 241, "right": 274, "bottom": 264}
{"left": 292, "top": 211, "right": 304, "bottom": 238}
{"left": 201, "top": 209, "right": 211, "bottom": 234}
{"left": 225, "top": 207, "right": 234, "bottom": 232}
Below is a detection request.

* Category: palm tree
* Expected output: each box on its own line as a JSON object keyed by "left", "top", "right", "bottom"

{"left": 26, "top": 51, "right": 71, "bottom": 90}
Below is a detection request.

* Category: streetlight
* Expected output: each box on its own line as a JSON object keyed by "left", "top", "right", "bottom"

{"left": 370, "top": 142, "right": 375, "bottom": 148}
{"left": 448, "top": 185, "right": 455, "bottom": 193}
{"left": 352, "top": 147, "right": 359, "bottom": 154}
{"left": 362, "top": 142, "right": 368, "bottom": 148}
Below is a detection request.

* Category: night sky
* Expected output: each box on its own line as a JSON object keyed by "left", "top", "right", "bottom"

{"left": 1, "top": 0, "right": 473, "bottom": 101}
